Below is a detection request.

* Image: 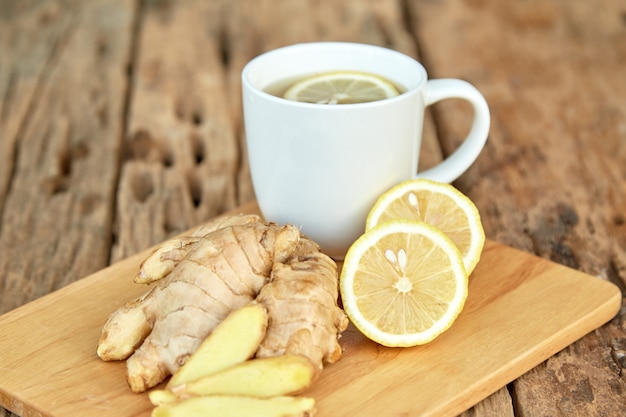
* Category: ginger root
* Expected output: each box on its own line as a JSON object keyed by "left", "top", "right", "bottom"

{"left": 257, "top": 237, "right": 349, "bottom": 375}
{"left": 97, "top": 215, "right": 348, "bottom": 393}
{"left": 98, "top": 220, "right": 301, "bottom": 392}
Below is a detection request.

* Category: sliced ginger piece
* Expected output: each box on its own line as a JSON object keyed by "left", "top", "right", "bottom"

{"left": 167, "top": 302, "right": 269, "bottom": 388}
{"left": 151, "top": 354, "right": 315, "bottom": 405}
{"left": 181, "top": 354, "right": 314, "bottom": 397}
{"left": 151, "top": 395, "right": 316, "bottom": 417}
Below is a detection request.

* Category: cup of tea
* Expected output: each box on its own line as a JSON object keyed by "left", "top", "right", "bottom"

{"left": 241, "top": 42, "right": 490, "bottom": 258}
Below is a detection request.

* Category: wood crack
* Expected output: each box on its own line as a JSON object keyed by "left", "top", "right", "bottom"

{"left": 0, "top": 68, "right": 16, "bottom": 123}
{"left": 0, "top": 11, "right": 76, "bottom": 227}
{"left": 107, "top": 0, "right": 145, "bottom": 265}
{"left": 607, "top": 258, "right": 626, "bottom": 294}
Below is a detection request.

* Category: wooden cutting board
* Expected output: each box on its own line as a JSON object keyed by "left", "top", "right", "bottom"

{"left": 0, "top": 205, "right": 621, "bottom": 417}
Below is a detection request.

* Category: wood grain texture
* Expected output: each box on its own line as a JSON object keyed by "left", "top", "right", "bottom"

{"left": 0, "top": 0, "right": 135, "bottom": 314}
{"left": 0, "top": 217, "right": 620, "bottom": 417}
{"left": 408, "top": 0, "right": 626, "bottom": 272}
{"left": 1, "top": 0, "right": 624, "bottom": 416}
{"left": 407, "top": 0, "right": 626, "bottom": 414}
{"left": 112, "top": 0, "right": 242, "bottom": 262}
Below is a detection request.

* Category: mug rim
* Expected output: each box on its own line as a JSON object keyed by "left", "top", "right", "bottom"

{"left": 241, "top": 41, "right": 428, "bottom": 108}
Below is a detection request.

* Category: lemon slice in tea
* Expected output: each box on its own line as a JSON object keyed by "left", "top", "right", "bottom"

{"left": 340, "top": 220, "right": 468, "bottom": 347}
{"left": 283, "top": 71, "right": 400, "bottom": 104}
{"left": 366, "top": 179, "right": 485, "bottom": 275}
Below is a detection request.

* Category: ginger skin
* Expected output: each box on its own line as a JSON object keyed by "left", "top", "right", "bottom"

{"left": 98, "top": 220, "right": 301, "bottom": 392}
{"left": 256, "top": 237, "right": 349, "bottom": 374}
{"left": 135, "top": 214, "right": 262, "bottom": 285}
{"left": 98, "top": 216, "right": 348, "bottom": 393}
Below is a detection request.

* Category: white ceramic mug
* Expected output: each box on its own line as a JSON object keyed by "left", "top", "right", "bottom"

{"left": 242, "top": 42, "right": 490, "bottom": 258}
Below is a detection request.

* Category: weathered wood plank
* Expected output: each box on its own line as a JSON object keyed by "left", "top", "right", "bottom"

{"left": 3, "top": 1, "right": 622, "bottom": 416}
{"left": 513, "top": 322, "right": 626, "bottom": 416}
{"left": 111, "top": 0, "right": 243, "bottom": 262}
{"left": 407, "top": 0, "right": 626, "bottom": 415}
{"left": 0, "top": 0, "right": 136, "bottom": 314}
{"left": 0, "top": 1, "right": 58, "bottom": 216}
{"left": 458, "top": 387, "right": 515, "bottom": 417}
{"left": 0, "top": 3, "right": 135, "bottom": 417}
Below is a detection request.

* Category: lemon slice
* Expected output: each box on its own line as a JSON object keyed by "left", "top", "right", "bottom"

{"left": 366, "top": 178, "right": 485, "bottom": 275}
{"left": 340, "top": 220, "right": 468, "bottom": 347}
{"left": 283, "top": 71, "right": 400, "bottom": 104}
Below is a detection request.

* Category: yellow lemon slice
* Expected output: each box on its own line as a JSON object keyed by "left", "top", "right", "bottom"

{"left": 366, "top": 178, "right": 485, "bottom": 275}
{"left": 340, "top": 220, "right": 468, "bottom": 347}
{"left": 283, "top": 71, "right": 400, "bottom": 104}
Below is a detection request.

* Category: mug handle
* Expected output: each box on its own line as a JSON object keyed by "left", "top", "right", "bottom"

{"left": 415, "top": 79, "right": 490, "bottom": 183}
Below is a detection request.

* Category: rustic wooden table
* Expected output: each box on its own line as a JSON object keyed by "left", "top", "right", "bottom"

{"left": 1, "top": 0, "right": 624, "bottom": 416}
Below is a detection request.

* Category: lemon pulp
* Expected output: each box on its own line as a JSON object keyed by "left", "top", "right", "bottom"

{"left": 366, "top": 179, "right": 485, "bottom": 275}
{"left": 340, "top": 220, "right": 468, "bottom": 347}
{"left": 283, "top": 71, "right": 400, "bottom": 104}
